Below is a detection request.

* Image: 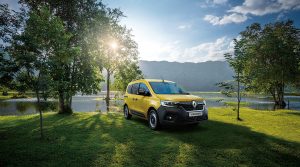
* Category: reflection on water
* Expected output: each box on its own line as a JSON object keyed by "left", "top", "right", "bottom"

{"left": 191, "top": 92, "right": 300, "bottom": 111}
{"left": 0, "top": 101, "right": 58, "bottom": 115}
{"left": 0, "top": 96, "right": 123, "bottom": 116}
{"left": 0, "top": 93, "right": 300, "bottom": 116}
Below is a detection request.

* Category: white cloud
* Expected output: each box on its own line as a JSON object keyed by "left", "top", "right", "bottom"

{"left": 139, "top": 37, "right": 234, "bottom": 63}
{"left": 212, "top": 0, "right": 228, "bottom": 5}
{"left": 180, "top": 36, "right": 233, "bottom": 62}
{"left": 177, "top": 24, "right": 192, "bottom": 30}
{"left": 199, "top": 0, "right": 228, "bottom": 8}
{"left": 204, "top": 13, "right": 247, "bottom": 25}
{"left": 204, "top": 0, "right": 300, "bottom": 25}
{"left": 229, "top": 0, "right": 300, "bottom": 16}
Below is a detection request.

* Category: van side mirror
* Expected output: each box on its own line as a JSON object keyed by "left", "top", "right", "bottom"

{"left": 138, "top": 88, "right": 146, "bottom": 95}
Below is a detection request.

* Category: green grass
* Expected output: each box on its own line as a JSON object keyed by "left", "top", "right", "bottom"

{"left": 0, "top": 108, "right": 300, "bottom": 167}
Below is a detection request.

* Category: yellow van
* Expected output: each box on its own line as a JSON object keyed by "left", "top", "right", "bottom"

{"left": 123, "top": 79, "right": 208, "bottom": 130}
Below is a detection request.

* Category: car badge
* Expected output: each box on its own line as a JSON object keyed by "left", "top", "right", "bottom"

{"left": 192, "top": 101, "right": 197, "bottom": 108}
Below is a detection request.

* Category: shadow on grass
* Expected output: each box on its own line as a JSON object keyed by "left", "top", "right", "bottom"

{"left": 0, "top": 113, "right": 300, "bottom": 167}
{"left": 286, "top": 112, "right": 300, "bottom": 117}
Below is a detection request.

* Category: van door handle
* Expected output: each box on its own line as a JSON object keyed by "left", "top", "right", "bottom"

{"left": 124, "top": 95, "right": 128, "bottom": 98}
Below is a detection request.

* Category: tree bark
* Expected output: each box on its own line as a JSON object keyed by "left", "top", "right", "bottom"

{"left": 39, "top": 106, "right": 44, "bottom": 139}
{"left": 35, "top": 72, "right": 43, "bottom": 139}
{"left": 274, "top": 83, "right": 286, "bottom": 109}
{"left": 237, "top": 72, "right": 241, "bottom": 120}
{"left": 36, "top": 90, "right": 40, "bottom": 103}
{"left": 277, "top": 84, "right": 286, "bottom": 109}
{"left": 58, "top": 91, "right": 65, "bottom": 113}
{"left": 106, "top": 69, "right": 110, "bottom": 111}
{"left": 58, "top": 91, "right": 73, "bottom": 114}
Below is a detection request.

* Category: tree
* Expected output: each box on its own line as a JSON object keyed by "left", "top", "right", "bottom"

{"left": 11, "top": 6, "right": 73, "bottom": 138}
{"left": 238, "top": 21, "right": 300, "bottom": 109}
{"left": 19, "top": 0, "right": 119, "bottom": 113}
{"left": 0, "top": 51, "right": 18, "bottom": 94}
{"left": 0, "top": 4, "right": 24, "bottom": 94}
{"left": 98, "top": 22, "right": 139, "bottom": 110}
{"left": 113, "top": 62, "right": 143, "bottom": 92}
{"left": 227, "top": 39, "right": 246, "bottom": 120}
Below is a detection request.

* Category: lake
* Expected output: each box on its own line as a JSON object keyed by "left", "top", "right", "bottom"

{"left": 0, "top": 92, "right": 300, "bottom": 116}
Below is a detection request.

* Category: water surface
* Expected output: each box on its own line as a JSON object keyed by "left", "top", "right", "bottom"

{"left": 0, "top": 92, "right": 299, "bottom": 116}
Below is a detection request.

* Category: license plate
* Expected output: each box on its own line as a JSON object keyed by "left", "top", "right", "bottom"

{"left": 189, "top": 112, "right": 203, "bottom": 117}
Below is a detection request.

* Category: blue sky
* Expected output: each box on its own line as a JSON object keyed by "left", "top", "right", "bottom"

{"left": 103, "top": 0, "right": 300, "bottom": 62}
{"left": 4, "top": 0, "right": 300, "bottom": 62}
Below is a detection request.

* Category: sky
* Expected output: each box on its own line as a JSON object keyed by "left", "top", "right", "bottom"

{"left": 3, "top": 0, "right": 300, "bottom": 63}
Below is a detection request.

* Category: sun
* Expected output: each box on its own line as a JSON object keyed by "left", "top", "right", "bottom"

{"left": 109, "top": 41, "right": 118, "bottom": 50}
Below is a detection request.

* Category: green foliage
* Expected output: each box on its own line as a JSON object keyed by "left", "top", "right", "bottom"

{"left": 3, "top": 1, "right": 142, "bottom": 112}
{"left": 113, "top": 62, "right": 143, "bottom": 91}
{"left": 234, "top": 20, "right": 300, "bottom": 108}
{"left": 95, "top": 11, "right": 141, "bottom": 98}
{"left": 0, "top": 4, "right": 24, "bottom": 91}
{"left": 219, "top": 38, "right": 247, "bottom": 119}
{"left": 10, "top": 1, "right": 120, "bottom": 113}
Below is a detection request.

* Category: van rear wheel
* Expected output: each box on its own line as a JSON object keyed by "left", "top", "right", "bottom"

{"left": 124, "top": 105, "right": 132, "bottom": 119}
{"left": 148, "top": 109, "right": 160, "bottom": 130}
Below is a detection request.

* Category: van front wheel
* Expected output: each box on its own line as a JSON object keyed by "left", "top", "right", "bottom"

{"left": 148, "top": 109, "right": 160, "bottom": 130}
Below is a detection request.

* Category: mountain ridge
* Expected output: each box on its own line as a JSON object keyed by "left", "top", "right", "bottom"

{"left": 138, "top": 60, "right": 234, "bottom": 91}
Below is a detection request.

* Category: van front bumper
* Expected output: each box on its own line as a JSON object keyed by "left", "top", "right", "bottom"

{"left": 157, "top": 106, "right": 208, "bottom": 125}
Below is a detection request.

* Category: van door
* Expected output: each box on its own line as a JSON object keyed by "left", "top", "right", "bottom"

{"left": 128, "top": 83, "right": 140, "bottom": 114}
{"left": 135, "top": 83, "right": 151, "bottom": 116}
{"left": 124, "top": 84, "right": 132, "bottom": 107}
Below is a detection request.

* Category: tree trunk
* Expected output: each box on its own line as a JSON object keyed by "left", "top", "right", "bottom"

{"left": 270, "top": 89, "right": 276, "bottom": 105}
{"left": 237, "top": 72, "right": 241, "bottom": 120}
{"left": 36, "top": 90, "right": 40, "bottom": 103}
{"left": 106, "top": 69, "right": 110, "bottom": 111}
{"left": 272, "top": 83, "right": 286, "bottom": 109}
{"left": 65, "top": 94, "right": 72, "bottom": 113}
{"left": 69, "top": 96, "right": 72, "bottom": 107}
{"left": 42, "top": 90, "right": 47, "bottom": 101}
{"left": 58, "top": 91, "right": 65, "bottom": 114}
{"left": 39, "top": 106, "right": 44, "bottom": 139}
{"left": 35, "top": 80, "right": 43, "bottom": 139}
{"left": 277, "top": 84, "right": 286, "bottom": 109}
{"left": 36, "top": 90, "right": 43, "bottom": 139}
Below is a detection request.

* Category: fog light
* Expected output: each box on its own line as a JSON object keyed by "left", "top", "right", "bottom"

{"left": 167, "top": 116, "right": 172, "bottom": 120}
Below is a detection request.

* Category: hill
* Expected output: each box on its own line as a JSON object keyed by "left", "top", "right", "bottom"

{"left": 139, "top": 60, "right": 234, "bottom": 91}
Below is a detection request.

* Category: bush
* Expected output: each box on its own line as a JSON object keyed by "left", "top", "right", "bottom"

{"left": 2, "top": 91, "right": 8, "bottom": 96}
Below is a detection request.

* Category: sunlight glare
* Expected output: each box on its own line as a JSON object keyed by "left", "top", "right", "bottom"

{"left": 109, "top": 41, "right": 118, "bottom": 50}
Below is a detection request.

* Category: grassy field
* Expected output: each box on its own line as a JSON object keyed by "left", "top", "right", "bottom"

{"left": 0, "top": 107, "right": 300, "bottom": 167}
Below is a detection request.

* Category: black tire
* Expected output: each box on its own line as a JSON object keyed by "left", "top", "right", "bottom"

{"left": 148, "top": 109, "right": 160, "bottom": 130}
{"left": 124, "top": 105, "right": 132, "bottom": 120}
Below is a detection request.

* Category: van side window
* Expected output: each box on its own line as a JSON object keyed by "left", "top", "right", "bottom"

{"left": 131, "top": 83, "right": 139, "bottom": 94}
{"left": 127, "top": 84, "right": 132, "bottom": 94}
{"left": 139, "top": 83, "right": 150, "bottom": 95}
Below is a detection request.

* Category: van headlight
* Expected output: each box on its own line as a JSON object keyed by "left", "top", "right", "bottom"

{"left": 160, "top": 101, "right": 179, "bottom": 107}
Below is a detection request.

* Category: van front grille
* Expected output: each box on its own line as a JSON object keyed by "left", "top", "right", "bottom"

{"left": 178, "top": 102, "right": 204, "bottom": 111}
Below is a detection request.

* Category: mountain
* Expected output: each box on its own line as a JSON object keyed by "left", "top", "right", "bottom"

{"left": 138, "top": 60, "right": 234, "bottom": 91}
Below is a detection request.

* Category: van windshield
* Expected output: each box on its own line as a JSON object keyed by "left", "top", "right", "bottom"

{"left": 149, "top": 82, "right": 189, "bottom": 94}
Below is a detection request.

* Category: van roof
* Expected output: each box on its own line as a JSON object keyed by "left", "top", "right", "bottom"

{"left": 130, "top": 79, "right": 174, "bottom": 84}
